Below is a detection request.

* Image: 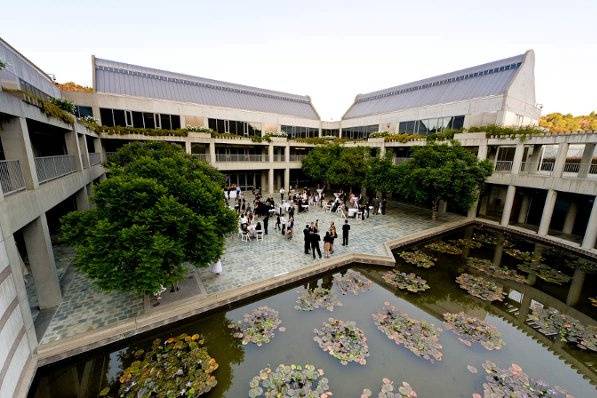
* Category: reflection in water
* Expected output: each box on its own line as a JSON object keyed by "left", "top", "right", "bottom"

{"left": 30, "top": 227, "right": 596, "bottom": 397}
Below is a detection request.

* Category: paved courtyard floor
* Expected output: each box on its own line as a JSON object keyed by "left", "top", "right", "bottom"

{"left": 39, "top": 201, "right": 461, "bottom": 345}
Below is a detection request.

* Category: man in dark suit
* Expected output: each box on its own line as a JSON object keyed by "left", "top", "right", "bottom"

{"left": 310, "top": 229, "right": 322, "bottom": 259}
{"left": 303, "top": 225, "right": 311, "bottom": 254}
{"left": 342, "top": 219, "right": 350, "bottom": 246}
{"left": 263, "top": 215, "right": 269, "bottom": 235}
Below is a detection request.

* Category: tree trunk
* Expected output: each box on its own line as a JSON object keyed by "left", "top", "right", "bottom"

{"left": 431, "top": 198, "right": 440, "bottom": 221}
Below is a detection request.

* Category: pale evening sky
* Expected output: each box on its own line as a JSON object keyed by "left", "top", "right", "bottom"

{"left": 1, "top": 0, "right": 595, "bottom": 120}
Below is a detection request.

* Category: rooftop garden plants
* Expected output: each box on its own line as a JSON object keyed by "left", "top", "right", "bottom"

{"left": 476, "top": 360, "right": 573, "bottom": 398}
{"left": 56, "top": 81, "right": 94, "bottom": 92}
{"left": 372, "top": 302, "right": 443, "bottom": 362}
{"left": 313, "top": 318, "right": 369, "bottom": 365}
{"left": 295, "top": 287, "right": 342, "bottom": 311}
{"left": 229, "top": 306, "right": 284, "bottom": 347}
{"left": 60, "top": 142, "right": 236, "bottom": 296}
{"left": 2, "top": 87, "right": 75, "bottom": 125}
{"left": 361, "top": 378, "right": 418, "bottom": 398}
{"left": 333, "top": 270, "right": 372, "bottom": 295}
{"left": 456, "top": 273, "right": 505, "bottom": 302}
{"left": 398, "top": 250, "right": 436, "bottom": 268}
{"left": 248, "top": 364, "right": 332, "bottom": 398}
{"left": 540, "top": 111, "right": 597, "bottom": 133}
{"left": 382, "top": 271, "right": 430, "bottom": 293}
{"left": 528, "top": 307, "right": 596, "bottom": 352}
{"left": 443, "top": 312, "right": 505, "bottom": 350}
{"left": 115, "top": 333, "right": 218, "bottom": 398}
{"left": 467, "top": 124, "right": 546, "bottom": 139}
{"left": 425, "top": 240, "right": 462, "bottom": 255}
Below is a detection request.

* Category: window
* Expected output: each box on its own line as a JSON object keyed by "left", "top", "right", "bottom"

{"left": 398, "top": 116, "right": 465, "bottom": 134}
{"left": 208, "top": 118, "right": 261, "bottom": 136}
{"left": 322, "top": 129, "right": 339, "bottom": 137}
{"left": 74, "top": 105, "right": 93, "bottom": 118}
{"left": 132, "top": 111, "right": 144, "bottom": 128}
{"left": 143, "top": 112, "right": 155, "bottom": 129}
{"left": 160, "top": 114, "right": 171, "bottom": 130}
{"left": 125, "top": 110, "right": 133, "bottom": 127}
{"left": 281, "top": 125, "right": 319, "bottom": 138}
{"left": 99, "top": 108, "right": 114, "bottom": 126}
{"left": 171, "top": 115, "right": 181, "bottom": 130}
{"left": 154, "top": 114, "right": 162, "bottom": 129}
{"left": 341, "top": 125, "right": 378, "bottom": 140}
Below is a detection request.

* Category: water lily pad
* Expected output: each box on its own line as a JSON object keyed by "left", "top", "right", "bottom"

{"left": 425, "top": 241, "right": 462, "bottom": 255}
{"left": 295, "top": 287, "right": 342, "bottom": 311}
{"left": 517, "top": 262, "right": 571, "bottom": 285}
{"left": 118, "top": 333, "right": 218, "bottom": 397}
{"left": 398, "top": 250, "right": 436, "bottom": 268}
{"left": 467, "top": 364, "right": 478, "bottom": 374}
{"left": 333, "top": 270, "right": 372, "bottom": 295}
{"left": 466, "top": 257, "right": 527, "bottom": 283}
{"left": 528, "top": 307, "right": 596, "bottom": 352}
{"left": 506, "top": 248, "right": 543, "bottom": 263}
{"left": 477, "top": 360, "right": 574, "bottom": 398}
{"left": 248, "top": 363, "right": 332, "bottom": 397}
{"left": 456, "top": 273, "right": 505, "bottom": 302}
{"left": 372, "top": 302, "right": 443, "bottom": 362}
{"left": 228, "top": 306, "right": 282, "bottom": 346}
{"left": 362, "top": 378, "right": 418, "bottom": 397}
{"left": 382, "top": 271, "right": 430, "bottom": 293}
{"left": 313, "top": 318, "right": 369, "bottom": 365}
{"left": 451, "top": 238, "right": 482, "bottom": 249}
{"left": 443, "top": 312, "right": 504, "bottom": 350}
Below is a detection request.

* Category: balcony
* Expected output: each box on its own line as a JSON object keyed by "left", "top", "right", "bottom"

{"left": 494, "top": 160, "right": 513, "bottom": 172}
{"left": 0, "top": 160, "right": 26, "bottom": 195}
{"left": 273, "top": 154, "right": 284, "bottom": 162}
{"left": 34, "top": 155, "right": 77, "bottom": 183}
{"left": 289, "top": 154, "right": 306, "bottom": 162}
{"left": 192, "top": 153, "right": 209, "bottom": 162}
{"left": 393, "top": 157, "right": 411, "bottom": 165}
{"left": 88, "top": 152, "right": 102, "bottom": 166}
{"left": 215, "top": 153, "right": 264, "bottom": 162}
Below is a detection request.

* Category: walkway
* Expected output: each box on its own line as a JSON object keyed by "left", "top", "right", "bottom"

{"left": 38, "top": 202, "right": 462, "bottom": 349}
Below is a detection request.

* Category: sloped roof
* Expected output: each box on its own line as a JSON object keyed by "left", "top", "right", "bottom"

{"left": 342, "top": 53, "right": 526, "bottom": 120}
{"left": 93, "top": 58, "right": 319, "bottom": 120}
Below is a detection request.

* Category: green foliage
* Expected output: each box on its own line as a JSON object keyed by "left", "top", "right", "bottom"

{"left": 540, "top": 112, "right": 597, "bottom": 133}
{"left": 395, "top": 143, "right": 492, "bottom": 218}
{"left": 250, "top": 135, "right": 271, "bottom": 143}
{"left": 467, "top": 124, "right": 545, "bottom": 139}
{"left": 1, "top": 88, "right": 75, "bottom": 125}
{"left": 60, "top": 142, "right": 236, "bottom": 296}
{"left": 365, "top": 153, "right": 400, "bottom": 195}
{"left": 50, "top": 97, "right": 76, "bottom": 114}
{"left": 289, "top": 136, "right": 348, "bottom": 145}
{"left": 99, "top": 125, "right": 190, "bottom": 137}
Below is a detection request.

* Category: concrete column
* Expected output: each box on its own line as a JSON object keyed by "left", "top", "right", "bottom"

{"left": 526, "top": 145, "right": 542, "bottom": 174}
{"left": 275, "top": 172, "right": 281, "bottom": 191}
{"left": 500, "top": 185, "right": 516, "bottom": 226}
{"left": 284, "top": 168, "right": 290, "bottom": 192}
{"left": 538, "top": 189, "right": 558, "bottom": 236}
{"left": 284, "top": 145, "right": 290, "bottom": 163}
{"left": 511, "top": 143, "right": 525, "bottom": 174}
{"left": 552, "top": 143, "right": 569, "bottom": 178}
{"left": 566, "top": 268, "right": 585, "bottom": 306}
{"left": 268, "top": 144, "right": 274, "bottom": 163}
{"left": 78, "top": 134, "right": 90, "bottom": 169}
{"left": 517, "top": 194, "right": 530, "bottom": 224}
{"left": 478, "top": 194, "right": 489, "bottom": 216}
{"left": 493, "top": 234, "right": 505, "bottom": 267}
{"left": 184, "top": 140, "right": 191, "bottom": 154}
{"left": 562, "top": 202, "right": 577, "bottom": 235}
{"left": 268, "top": 169, "right": 274, "bottom": 195}
{"left": 518, "top": 290, "right": 532, "bottom": 320}
{"left": 380, "top": 143, "right": 386, "bottom": 157}
{"left": 65, "top": 131, "right": 83, "bottom": 171}
{"left": 0, "top": 117, "right": 39, "bottom": 189}
{"left": 578, "top": 143, "right": 595, "bottom": 178}
{"left": 260, "top": 172, "right": 267, "bottom": 193}
{"left": 22, "top": 216, "right": 61, "bottom": 308}
{"left": 467, "top": 199, "right": 479, "bottom": 218}
{"left": 477, "top": 144, "right": 488, "bottom": 161}
{"left": 75, "top": 186, "right": 90, "bottom": 210}
{"left": 209, "top": 142, "right": 216, "bottom": 164}
{"left": 581, "top": 197, "right": 597, "bottom": 249}
{"left": 438, "top": 200, "right": 447, "bottom": 215}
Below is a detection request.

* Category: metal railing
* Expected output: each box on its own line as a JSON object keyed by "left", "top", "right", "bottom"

{"left": 563, "top": 161, "right": 581, "bottom": 173}
{"left": 273, "top": 154, "right": 284, "bottom": 162}
{"left": 192, "top": 153, "right": 209, "bottom": 162}
{"left": 590, "top": 162, "right": 597, "bottom": 175}
{"left": 538, "top": 160, "right": 555, "bottom": 173}
{"left": 88, "top": 152, "right": 102, "bottom": 166}
{"left": 494, "top": 160, "right": 513, "bottom": 172}
{"left": 215, "top": 153, "right": 263, "bottom": 162}
{"left": 289, "top": 154, "right": 306, "bottom": 162}
{"left": 393, "top": 157, "right": 411, "bottom": 165}
{"left": 34, "top": 155, "right": 77, "bottom": 183}
{"left": 0, "top": 160, "right": 26, "bottom": 195}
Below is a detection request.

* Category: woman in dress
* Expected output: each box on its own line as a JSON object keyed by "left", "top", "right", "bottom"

{"left": 211, "top": 258, "right": 222, "bottom": 275}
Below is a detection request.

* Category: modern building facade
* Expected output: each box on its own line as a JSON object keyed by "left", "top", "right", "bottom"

{"left": 0, "top": 37, "right": 595, "bottom": 396}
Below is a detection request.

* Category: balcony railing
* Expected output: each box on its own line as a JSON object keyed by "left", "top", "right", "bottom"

{"left": 289, "top": 154, "right": 306, "bottom": 162}
{"left": 0, "top": 160, "right": 26, "bottom": 195}
{"left": 393, "top": 157, "right": 411, "bottom": 165}
{"left": 273, "top": 154, "right": 284, "bottom": 162}
{"left": 34, "top": 155, "right": 77, "bottom": 183}
{"left": 563, "top": 161, "right": 581, "bottom": 173}
{"left": 538, "top": 160, "right": 555, "bottom": 173}
{"left": 215, "top": 153, "right": 263, "bottom": 162}
{"left": 494, "top": 160, "right": 513, "bottom": 172}
{"left": 590, "top": 162, "right": 597, "bottom": 175}
{"left": 192, "top": 153, "right": 209, "bottom": 162}
{"left": 88, "top": 152, "right": 102, "bottom": 166}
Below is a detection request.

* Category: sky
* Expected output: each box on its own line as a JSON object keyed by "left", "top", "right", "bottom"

{"left": 1, "top": 0, "right": 596, "bottom": 120}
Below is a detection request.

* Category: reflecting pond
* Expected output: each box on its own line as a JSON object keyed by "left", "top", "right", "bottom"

{"left": 30, "top": 226, "right": 597, "bottom": 397}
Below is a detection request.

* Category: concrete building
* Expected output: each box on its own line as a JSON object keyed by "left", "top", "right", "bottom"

{"left": 0, "top": 37, "right": 595, "bottom": 395}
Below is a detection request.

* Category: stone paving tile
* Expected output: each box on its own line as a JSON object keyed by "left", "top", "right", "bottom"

{"left": 39, "top": 201, "right": 460, "bottom": 345}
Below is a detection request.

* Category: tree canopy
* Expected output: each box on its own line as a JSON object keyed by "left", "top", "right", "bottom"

{"left": 539, "top": 112, "right": 597, "bottom": 133}
{"left": 395, "top": 143, "right": 492, "bottom": 219}
{"left": 61, "top": 142, "right": 236, "bottom": 296}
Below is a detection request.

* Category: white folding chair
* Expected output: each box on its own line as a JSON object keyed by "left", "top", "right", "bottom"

{"left": 255, "top": 230, "right": 264, "bottom": 241}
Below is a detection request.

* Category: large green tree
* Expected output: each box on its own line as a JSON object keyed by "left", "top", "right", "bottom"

{"left": 395, "top": 143, "right": 492, "bottom": 220}
{"left": 365, "top": 153, "right": 400, "bottom": 197}
{"left": 61, "top": 142, "right": 236, "bottom": 296}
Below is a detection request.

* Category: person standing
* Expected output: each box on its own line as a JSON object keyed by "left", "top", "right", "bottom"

{"left": 210, "top": 258, "right": 222, "bottom": 275}
{"left": 381, "top": 198, "right": 387, "bottom": 215}
{"left": 303, "top": 224, "right": 311, "bottom": 254}
{"left": 310, "top": 229, "right": 322, "bottom": 259}
{"left": 263, "top": 215, "right": 269, "bottom": 235}
{"left": 279, "top": 187, "right": 285, "bottom": 202}
{"left": 329, "top": 222, "right": 337, "bottom": 253}
{"left": 323, "top": 231, "right": 333, "bottom": 258}
{"left": 342, "top": 219, "right": 350, "bottom": 246}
